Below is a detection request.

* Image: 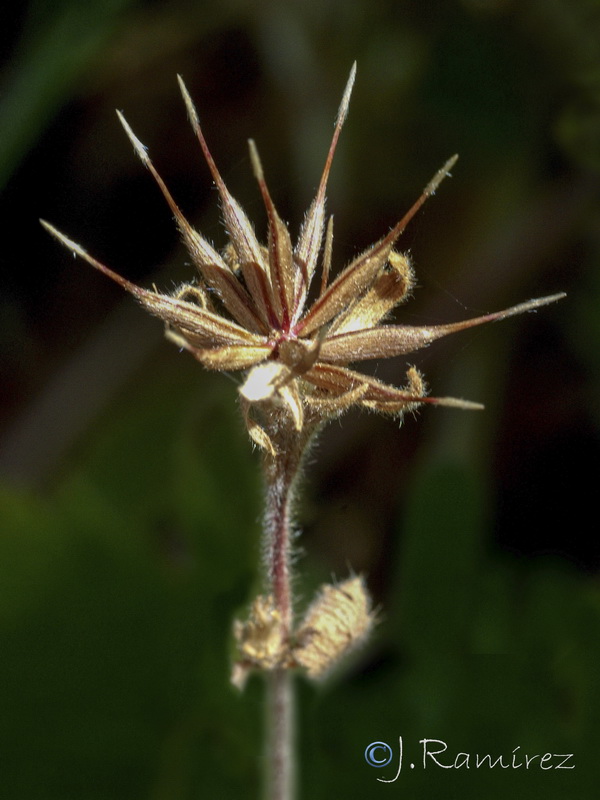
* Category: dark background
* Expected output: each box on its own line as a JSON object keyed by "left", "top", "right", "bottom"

{"left": 1, "top": 0, "right": 598, "bottom": 797}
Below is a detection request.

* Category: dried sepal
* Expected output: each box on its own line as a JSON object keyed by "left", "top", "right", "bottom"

{"left": 240, "top": 397, "right": 277, "bottom": 456}
{"left": 319, "top": 292, "right": 567, "bottom": 364}
{"left": 296, "top": 235, "right": 396, "bottom": 336}
{"left": 200, "top": 261, "right": 267, "bottom": 334}
{"left": 295, "top": 154, "right": 465, "bottom": 339}
{"left": 177, "top": 76, "right": 271, "bottom": 280}
{"left": 305, "top": 364, "right": 483, "bottom": 413}
{"left": 329, "top": 250, "right": 414, "bottom": 335}
{"left": 239, "top": 258, "right": 280, "bottom": 329}
{"left": 318, "top": 215, "right": 335, "bottom": 296}
{"left": 249, "top": 140, "right": 296, "bottom": 325}
{"left": 279, "top": 381, "right": 304, "bottom": 431}
{"left": 118, "top": 110, "right": 270, "bottom": 334}
{"left": 190, "top": 344, "right": 271, "bottom": 371}
{"left": 295, "top": 63, "right": 356, "bottom": 303}
{"left": 303, "top": 381, "right": 370, "bottom": 419}
{"left": 292, "top": 576, "right": 375, "bottom": 680}
{"left": 178, "top": 75, "right": 283, "bottom": 330}
{"left": 136, "top": 292, "right": 266, "bottom": 349}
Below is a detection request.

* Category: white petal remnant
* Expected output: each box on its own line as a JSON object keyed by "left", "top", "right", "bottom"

{"left": 240, "top": 362, "right": 290, "bottom": 403}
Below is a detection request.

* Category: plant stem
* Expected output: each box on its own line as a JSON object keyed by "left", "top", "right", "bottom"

{"left": 266, "top": 669, "right": 294, "bottom": 800}
{"left": 266, "top": 452, "right": 295, "bottom": 633}
{"left": 262, "top": 433, "right": 304, "bottom": 800}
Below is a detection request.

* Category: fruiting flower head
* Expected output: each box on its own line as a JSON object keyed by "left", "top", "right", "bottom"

{"left": 42, "top": 65, "right": 564, "bottom": 453}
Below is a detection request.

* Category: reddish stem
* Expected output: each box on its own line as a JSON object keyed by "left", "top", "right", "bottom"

{"left": 262, "top": 432, "right": 307, "bottom": 800}
{"left": 265, "top": 450, "right": 296, "bottom": 632}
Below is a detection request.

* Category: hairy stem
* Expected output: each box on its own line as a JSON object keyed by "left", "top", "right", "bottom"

{"left": 264, "top": 448, "right": 298, "bottom": 632}
{"left": 262, "top": 428, "right": 307, "bottom": 800}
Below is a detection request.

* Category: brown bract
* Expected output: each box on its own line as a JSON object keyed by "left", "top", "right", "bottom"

{"left": 41, "top": 65, "right": 565, "bottom": 454}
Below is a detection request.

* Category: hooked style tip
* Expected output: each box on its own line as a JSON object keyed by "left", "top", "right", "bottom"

{"left": 116, "top": 111, "right": 150, "bottom": 166}
{"left": 248, "top": 139, "right": 265, "bottom": 184}
{"left": 177, "top": 74, "right": 233, "bottom": 204}
{"left": 425, "top": 154, "right": 459, "bottom": 196}
{"left": 415, "top": 291, "right": 567, "bottom": 350}
{"left": 177, "top": 74, "right": 200, "bottom": 129}
{"left": 428, "top": 396, "right": 485, "bottom": 411}
{"left": 498, "top": 292, "right": 567, "bottom": 318}
{"left": 315, "top": 64, "right": 357, "bottom": 205}
{"left": 40, "top": 219, "right": 80, "bottom": 253}
{"left": 40, "top": 219, "right": 138, "bottom": 294}
{"left": 336, "top": 62, "right": 357, "bottom": 130}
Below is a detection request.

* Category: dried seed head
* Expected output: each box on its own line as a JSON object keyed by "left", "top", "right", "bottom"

{"left": 293, "top": 576, "right": 376, "bottom": 680}
{"left": 232, "top": 577, "right": 377, "bottom": 685}
{"left": 41, "top": 66, "right": 566, "bottom": 453}
{"left": 231, "top": 595, "right": 291, "bottom": 690}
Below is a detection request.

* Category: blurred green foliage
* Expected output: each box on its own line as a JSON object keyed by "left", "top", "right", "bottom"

{"left": 0, "top": 0, "right": 137, "bottom": 190}
{"left": 303, "top": 461, "right": 596, "bottom": 798}
{"left": 1, "top": 0, "right": 599, "bottom": 797}
{"left": 0, "top": 365, "right": 263, "bottom": 797}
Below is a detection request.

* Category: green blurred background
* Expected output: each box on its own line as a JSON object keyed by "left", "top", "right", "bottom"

{"left": 1, "top": 0, "right": 599, "bottom": 797}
